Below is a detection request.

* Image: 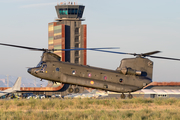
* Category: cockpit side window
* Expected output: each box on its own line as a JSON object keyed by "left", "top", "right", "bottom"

{"left": 41, "top": 64, "right": 47, "bottom": 72}
{"left": 37, "top": 61, "right": 46, "bottom": 67}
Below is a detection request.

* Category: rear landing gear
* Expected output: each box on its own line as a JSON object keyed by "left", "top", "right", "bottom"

{"left": 121, "top": 93, "right": 126, "bottom": 99}
{"left": 128, "top": 93, "right": 133, "bottom": 99}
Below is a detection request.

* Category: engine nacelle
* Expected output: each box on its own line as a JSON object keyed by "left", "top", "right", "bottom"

{"left": 120, "top": 67, "right": 142, "bottom": 76}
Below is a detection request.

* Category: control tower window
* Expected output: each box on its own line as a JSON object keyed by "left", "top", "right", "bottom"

{"left": 78, "top": 7, "right": 83, "bottom": 17}
{"left": 59, "top": 9, "right": 68, "bottom": 15}
{"left": 68, "top": 9, "right": 78, "bottom": 15}
{"left": 75, "top": 9, "right": 78, "bottom": 14}
{"left": 78, "top": 9, "right": 82, "bottom": 14}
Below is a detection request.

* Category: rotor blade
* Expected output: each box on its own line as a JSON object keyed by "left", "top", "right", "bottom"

{"left": 70, "top": 47, "right": 120, "bottom": 50}
{"left": 142, "top": 51, "right": 161, "bottom": 56}
{"left": 0, "top": 43, "right": 45, "bottom": 51}
{"left": 51, "top": 47, "right": 120, "bottom": 51}
{"left": 92, "top": 49, "right": 180, "bottom": 61}
{"left": 147, "top": 55, "right": 180, "bottom": 61}
{"left": 88, "top": 49, "right": 136, "bottom": 55}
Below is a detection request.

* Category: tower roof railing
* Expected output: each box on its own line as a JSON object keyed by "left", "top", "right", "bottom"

{"left": 57, "top": 2, "right": 83, "bottom": 6}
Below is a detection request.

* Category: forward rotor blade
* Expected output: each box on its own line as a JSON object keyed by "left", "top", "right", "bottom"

{"left": 52, "top": 47, "right": 120, "bottom": 51}
{"left": 142, "top": 51, "right": 161, "bottom": 56}
{"left": 147, "top": 55, "right": 180, "bottom": 61}
{"left": 0, "top": 43, "right": 45, "bottom": 51}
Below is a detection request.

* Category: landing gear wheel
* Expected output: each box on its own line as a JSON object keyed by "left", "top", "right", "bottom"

{"left": 74, "top": 88, "right": 80, "bottom": 93}
{"left": 68, "top": 88, "right": 74, "bottom": 93}
{"left": 121, "top": 93, "right": 126, "bottom": 99}
{"left": 128, "top": 94, "right": 133, "bottom": 99}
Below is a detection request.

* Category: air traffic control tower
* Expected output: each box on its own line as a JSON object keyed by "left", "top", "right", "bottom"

{"left": 48, "top": 2, "right": 87, "bottom": 65}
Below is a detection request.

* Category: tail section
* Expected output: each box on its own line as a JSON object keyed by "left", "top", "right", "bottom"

{"left": 117, "top": 57, "right": 153, "bottom": 80}
{"left": 12, "top": 77, "right": 21, "bottom": 91}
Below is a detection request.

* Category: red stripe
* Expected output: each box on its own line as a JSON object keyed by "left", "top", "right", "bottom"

{"left": 83, "top": 25, "right": 87, "bottom": 65}
{"left": 62, "top": 24, "right": 65, "bottom": 62}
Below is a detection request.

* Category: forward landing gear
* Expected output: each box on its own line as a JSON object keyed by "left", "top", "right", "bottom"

{"left": 68, "top": 86, "right": 80, "bottom": 93}
{"left": 121, "top": 93, "right": 126, "bottom": 99}
{"left": 74, "top": 87, "right": 80, "bottom": 93}
{"left": 68, "top": 88, "right": 74, "bottom": 93}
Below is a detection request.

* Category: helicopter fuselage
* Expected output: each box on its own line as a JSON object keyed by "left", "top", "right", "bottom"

{"left": 28, "top": 52, "right": 152, "bottom": 93}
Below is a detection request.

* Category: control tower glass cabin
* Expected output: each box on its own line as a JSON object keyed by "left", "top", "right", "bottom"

{"left": 48, "top": 4, "right": 87, "bottom": 65}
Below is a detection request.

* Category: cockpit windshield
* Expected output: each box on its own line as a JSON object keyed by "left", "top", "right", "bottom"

{"left": 37, "top": 61, "right": 46, "bottom": 67}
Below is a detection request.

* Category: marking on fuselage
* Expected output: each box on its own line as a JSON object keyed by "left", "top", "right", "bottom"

{"left": 104, "top": 76, "right": 107, "bottom": 80}
{"left": 72, "top": 70, "right": 76, "bottom": 75}
{"left": 90, "top": 81, "right": 94, "bottom": 85}
{"left": 88, "top": 73, "right": 92, "bottom": 77}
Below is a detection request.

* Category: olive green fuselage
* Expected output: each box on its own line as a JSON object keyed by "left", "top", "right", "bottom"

{"left": 28, "top": 52, "right": 152, "bottom": 93}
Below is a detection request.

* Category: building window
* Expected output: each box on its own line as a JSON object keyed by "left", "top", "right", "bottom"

{"left": 59, "top": 9, "right": 68, "bottom": 15}
{"left": 75, "top": 36, "right": 79, "bottom": 42}
{"left": 75, "top": 51, "right": 79, "bottom": 56}
{"left": 75, "top": 43, "right": 79, "bottom": 48}
{"left": 75, "top": 58, "right": 79, "bottom": 64}
{"left": 68, "top": 8, "right": 78, "bottom": 15}
{"left": 75, "top": 28, "right": 79, "bottom": 34}
{"left": 75, "top": 22, "right": 76, "bottom": 27}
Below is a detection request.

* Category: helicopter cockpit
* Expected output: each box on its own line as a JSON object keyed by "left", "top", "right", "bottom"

{"left": 34, "top": 61, "right": 47, "bottom": 74}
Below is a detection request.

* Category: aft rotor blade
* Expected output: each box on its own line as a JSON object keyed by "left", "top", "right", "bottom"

{"left": 91, "top": 49, "right": 180, "bottom": 61}
{"left": 52, "top": 47, "right": 120, "bottom": 51}
{"left": 147, "top": 55, "right": 180, "bottom": 61}
{"left": 89, "top": 49, "right": 135, "bottom": 55}
{"left": 0, "top": 43, "right": 45, "bottom": 51}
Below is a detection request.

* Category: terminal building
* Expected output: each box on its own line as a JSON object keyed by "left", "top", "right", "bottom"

{"left": 48, "top": 3, "right": 87, "bottom": 65}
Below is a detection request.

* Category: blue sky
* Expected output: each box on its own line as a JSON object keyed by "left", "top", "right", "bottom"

{"left": 0, "top": 0, "right": 180, "bottom": 82}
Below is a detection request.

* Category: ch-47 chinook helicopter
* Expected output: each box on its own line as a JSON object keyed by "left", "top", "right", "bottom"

{"left": 0, "top": 43, "right": 180, "bottom": 99}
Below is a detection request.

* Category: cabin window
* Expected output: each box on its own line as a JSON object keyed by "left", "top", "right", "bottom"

{"left": 72, "top": 70, "right": 76, "bottom": 75}
{"left": 56, "top": 68, "right": 60, "bottom": 71}
{"left": 119, "top": 79, "right": 123, "bottom": 83}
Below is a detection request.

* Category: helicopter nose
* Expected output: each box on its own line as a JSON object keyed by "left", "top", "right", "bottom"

{"left": 27, "top": 68, "right": 32, "bottom": 74}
